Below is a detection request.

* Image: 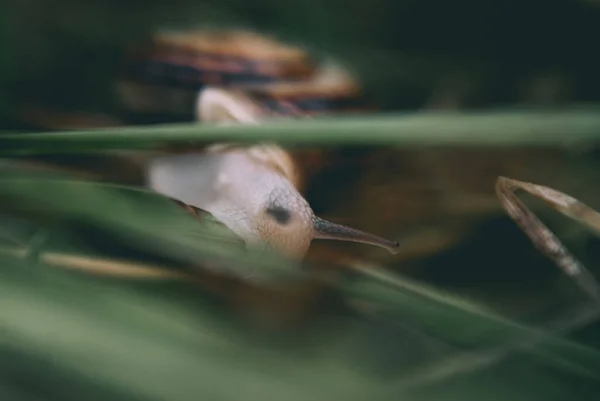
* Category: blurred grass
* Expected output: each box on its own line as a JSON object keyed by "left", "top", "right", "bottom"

{"left": 3, "top": 252, "right": 600, "bottom": 400}
{"left": 2, "top": 209, "right": 600, "bottom": 401}
{"left": 2, "top": 117, "right": 600, "bottom": 400}
{"left": 2, "top": 1, "right": 600, "bottom": 398}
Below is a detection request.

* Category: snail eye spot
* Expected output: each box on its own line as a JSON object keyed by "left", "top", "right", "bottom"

{"left": 265, "top": 206, "right": 291, "bottom": 225}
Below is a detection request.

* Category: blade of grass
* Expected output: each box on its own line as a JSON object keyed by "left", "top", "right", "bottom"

{"left": 1, "top": 108, "right": 600, "bottom": 155}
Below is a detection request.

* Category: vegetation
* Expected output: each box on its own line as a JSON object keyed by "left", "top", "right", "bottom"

{"left": 2, "top": 1, "right": 600, "bottom": 400}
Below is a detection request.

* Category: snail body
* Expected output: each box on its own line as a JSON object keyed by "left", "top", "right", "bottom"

{"left": 147, "top": 142, "right": 400, "bottom": 260}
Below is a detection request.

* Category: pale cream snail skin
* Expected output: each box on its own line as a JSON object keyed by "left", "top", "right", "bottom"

{"left": 145, "top": 88, "right": 400, "bottom": 260}
{"left": 194, "top": 87, "right": 264, "bottom": 125}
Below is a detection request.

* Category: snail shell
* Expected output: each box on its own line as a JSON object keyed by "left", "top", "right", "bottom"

{"left": 144, "top": 29, "right": 317, "bottom": 81}
{"left": 117, "top": 29, "right": 372, "bottom": 120}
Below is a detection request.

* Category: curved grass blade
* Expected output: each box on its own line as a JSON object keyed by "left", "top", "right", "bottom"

{"left": 496, "top": 177, "right": 600, "bottom": 301}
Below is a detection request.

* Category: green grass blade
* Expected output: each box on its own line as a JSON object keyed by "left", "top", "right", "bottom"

{"left": 2, "top": 108, "right": 600, "bottom": 155}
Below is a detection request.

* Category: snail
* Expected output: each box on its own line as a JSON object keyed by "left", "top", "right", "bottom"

{"left": 120, "top": 29, "right": 399, "bottom": 261}
{"left": 146, "top": 87, "right": 400, "bottom": 260}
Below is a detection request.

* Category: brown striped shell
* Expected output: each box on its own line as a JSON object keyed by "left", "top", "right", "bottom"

{"left": 116, "top": 29, "right": 373, "bottom": 121}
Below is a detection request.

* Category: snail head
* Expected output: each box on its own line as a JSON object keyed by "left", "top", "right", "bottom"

{"left": 253, "top": 178, "right": 400, "bottom": 259}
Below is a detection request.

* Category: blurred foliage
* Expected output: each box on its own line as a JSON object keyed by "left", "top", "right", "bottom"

{"left": 2, "top": 0, "right": 600, "bottom": 400}
{"left": 2, "top": 119, "right": 600, "bottom": 400}
{"left": 2, "top": 167, "right": 600, "bottom": 401}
